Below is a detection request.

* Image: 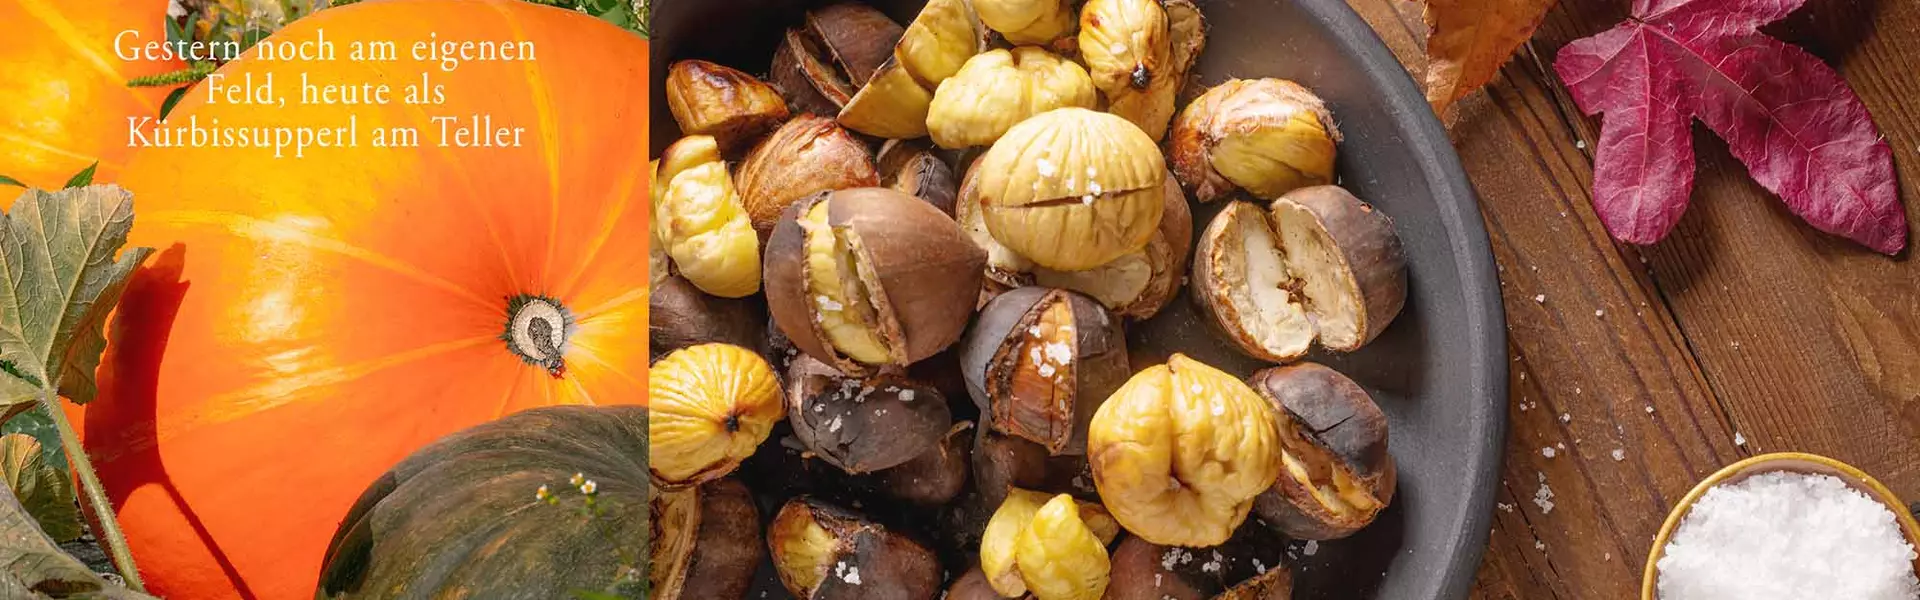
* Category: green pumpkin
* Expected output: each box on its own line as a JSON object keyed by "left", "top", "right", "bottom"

{"left": 318, "top": 405, "right": 649, "bottom": 598}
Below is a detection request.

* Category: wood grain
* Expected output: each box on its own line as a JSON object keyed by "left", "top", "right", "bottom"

{"left": 1343, "top": 0, "right": 1920, "bottom": 596}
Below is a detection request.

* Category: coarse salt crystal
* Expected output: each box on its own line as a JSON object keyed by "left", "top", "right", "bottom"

{"left": 1302, "top": 541, "right": 1319, "bottom": 556}
{"left": 1535, "top": 294, "right": 1547, "bottom": 303}
{"left": 1733, "top": 432, "right": 1746, "bottom": 446}
{"left": 1611, "top": 448, "right": 1626, "bottom": 461}
{"left": 899, "top": 390, "right": 915, "bottom": 402}
{"left": 1037, "top": 158, "right": 1057, "bottom": 178}
{"left": 1542, "top": 447, "right": 1557, "bottom": 458}
{"left": 1534, "top": 473, "right": 1556, "bottom": 514}
{"left": 1656, "top": 471, "right": 1919, "bottom": 600}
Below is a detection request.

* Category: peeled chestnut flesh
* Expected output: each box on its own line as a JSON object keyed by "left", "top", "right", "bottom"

{"left": 961, "top": 287, "right": 1128, "bottom": 456}
{"left": 786, "top": 354, "right": 954, "bottom": 474}
{"left": 649, "top": 274, "right": 767, "bottom": 361}
{"left": 1249, "top": 362, "right": 1396, "bottom": 540}
{"left": 1171, "top": 78, "right": 1339, "bottom": 202}
{"left": 1105, "top": 530, "right": 1293, "bottom": 600}
{"left": 1193, "top": 187, "right": 1407, "bottom": 364}
{"left": 665, "top": 60, "right": 791, "bottom": 152}
{"left": 979, "top": 489, "right": 1118, "bottom": 600}
{"left": 649, "top": 478, "right": 765, "bottom": 600}
{"left": 877, "top": 139, "right": 958, "bottom": 215}
{"left": 764, "top": 187, "right": 986, "bottom": 377}
{"left": 1086, "top": 354, "right": 1282, "bottom": 547}
{"left": 768, "top": 497, "right": 943, "bottom": 600}
{"left": 649, "top": 343, "right": 785, "bottom": 488}
{"left": 1032, "top": 174, "right": 1193, "bottom": 319}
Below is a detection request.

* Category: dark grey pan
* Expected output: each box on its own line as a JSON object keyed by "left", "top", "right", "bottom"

{"left": 649, "top": 1, "right": 1508, "bottom": 597}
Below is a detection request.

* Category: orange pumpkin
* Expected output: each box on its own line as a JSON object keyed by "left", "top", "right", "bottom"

{"left": 0, "top": 0, "right": 182, "bottom": 189}
{"left": 70, "top": 1, "right": 651, "bottom": 598}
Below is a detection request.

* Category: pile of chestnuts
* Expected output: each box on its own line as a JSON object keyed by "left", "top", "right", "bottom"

{"left": 648, "top": 0, "right": 1412, "bottom": 598}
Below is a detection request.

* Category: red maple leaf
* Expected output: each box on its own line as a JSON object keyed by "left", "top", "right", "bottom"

{"left": 1554, "top": 0, "right": 1907, "bottom": 254}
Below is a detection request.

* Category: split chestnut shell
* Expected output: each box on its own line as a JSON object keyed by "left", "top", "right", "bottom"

{"left": 1249, "top": 362, "right": 1397, "bottom": 540}
{"left": 960, "top": 287, "right": 1128, "bottom": 456}
{"left": 768, "top": 497, "right": 944, "bottom": 600}
{"left": 764, "top": 187, "right": 987, "bottom": 377}
{"left": 785, "top": 354, "right": 954, "bottom": 474}
{"left": 735, "top": 115, "right": 880, "bottom": 237}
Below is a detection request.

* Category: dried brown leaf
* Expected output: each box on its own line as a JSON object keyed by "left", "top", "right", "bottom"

{"left": 1422, "top": 0, "right": 1557, "bottom": 115}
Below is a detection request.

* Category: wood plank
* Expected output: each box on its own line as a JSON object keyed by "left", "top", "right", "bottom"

{"left": 1331, "top": 0, "right": 1920, "bottom": 596}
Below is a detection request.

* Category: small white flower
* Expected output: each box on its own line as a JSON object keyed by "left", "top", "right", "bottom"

{"left": 569, "top": 472, "right": 585, "bottom": 487}
{"left": 580, "top": 479, "right": 598, "bottom": 495}
{"left": 535, "top": 485, "right": 551, "bottom": 501}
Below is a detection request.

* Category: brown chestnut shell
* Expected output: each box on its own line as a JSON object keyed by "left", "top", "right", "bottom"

{"left": 873, "top": 421, "right": 974, "bottom": 506}
{"left": 877, "top": 139, "right": 958, "bottom": 216}
{"left": 1104, "top": 526, "right": 1291, "bottom": 600}
{"left": 649, "top": 274, "right": 767, "bottom": 362}
{"left": 770, "top": 4, "right": 906, "bottom": 117}
{"left": 960, "top": 287, "right": 1129, "bottom": 455}
{"left": 971, "top": 425, "right": 1096, "bottom": 510}
{"left": 665, "top": 60, "right": 791, "bottom": 152}
{"left": 768, "top": 497, "right": 944, "bottom": 600}
{"left": 1249, "top": 362, "right": 1397, "bottom": 540}
{"left": 736, "top": 115, "right": 881, "bottom": 237}
{"left": 785, "top": 354, "right": 955, "bottom": 474}
{"left": 764, "top": 187, "right": 987, "bottom": 377}
{"left": 648, "top": 478, "right": 764, "bottom": 600}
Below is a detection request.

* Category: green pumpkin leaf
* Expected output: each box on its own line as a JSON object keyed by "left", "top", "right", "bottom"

{"left": 0, "top": 408, "right": 65, "bottom": 473}
{"left": 62, "top": 164, "right": 97, "bottom": 189}
{"left": 0, "top": 176, "right": 23, "bottom": 189}
{"left": 0, "top": 434, "right": 80, "bottom": 543}
{"left": 0, "top": 477, "right": 153, "bottom": 598}
{"left": 0, "top": 186, "right": 155, "bottom": 407}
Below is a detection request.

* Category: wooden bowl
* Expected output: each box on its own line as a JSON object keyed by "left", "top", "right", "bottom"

{"left": 1641, "top": 452, "right": 1920, "bottom": 599}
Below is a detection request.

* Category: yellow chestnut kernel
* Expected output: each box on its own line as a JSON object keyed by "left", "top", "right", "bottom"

{"left": 1078, "top": 0, "right": 1170, "bottom": 94}
{"left": 1016, "top": 494, "right": 1112, "bottom": 600}
{"left": 648, "top": 343, "right": 784, "bottom": 486}
{"left": 653, "top": 136, "right": 760, "bottom": 298}
{"left": 929, "top": 48, "right": 1097, "bottom": 149}
{"left": 800, "top": 201, "right": 892, "bottom": 365}
{"left": 1087, "top": 354, "right": 1282, "bottom": 546}
{"left": 972, "top": 108, "right": 1165, "bottom": 271}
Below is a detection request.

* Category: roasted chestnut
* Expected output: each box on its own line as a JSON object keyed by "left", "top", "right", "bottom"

{"left": 786, "top": 354, "right": 954, "bottom": 474}
{"left": 873, "top": 421, "right": 974, "bottom": 505}
{"left": 649, "top": 343, "right": 785, "bottom": 487}
{"left": 735, "top": 115, "right": 880, "bottom": 236}
{"left": 976, "top": 0, "right": 1076, "bottom": 45}
{"left": 649, "top": 273, "right": 766, "bottom": 361}
{"left": 649, "top": 478, "right": 764, "bottom": 600}
{"left": 980, "top": 489, "right": 1118, "bottom": 600}
{"left": 961, "top": 287, "right": 1128, "bottom": 455}
{"left": 1170, "top": 79, "right": 1339, "bottom": 202}
{"left": 1031, "top": 173, "right": 1193, "bottom": 319}
{"left": 771, "top": 3, "right": 905, "bottom": 117}
{"left": 1087, "top": 354, "right": 1281, "bottom": 546}
{"left": 768, "top": 497, "right": 944, "bottom": 599}
{"left": 665, "top": 60, "right": 791, "bottom": 152}
{"left": 1078, "top": 0, "right": 1170, "bottom": 95}
{"left": 838, "top": 0, "right": 989, "bottom": 139}
{"left": 945, "top": 567, "right": 1006, "bottom": 600}
{"left": 764, "top": 187, "right": 987, "bottom": 377}
{"left": 970, "top": 108, "right": 1166, "bottom": 271}
{"left": 876, "top": 139, "right": 958, "bottom": 215}
{"left": 1249, "top": 362, "right": 1396, "bottom": 540}
{"left": 652, "top": 135, "right": 761, "bottom": 298}
{"left": 972, "top": 426, "right": 1096, "bottom": 510}
{"left": 928, "top": 47, "right": 1097, "bottom": 149}
{"left": 1104, "top": 0, "right": 1207, "bottom": 140}
{"left": 1105, "top": 532, "right": 1293, "bottom": 600}
{"left": 1191, "top": 187, "right": 1407, "bottom": 363}
{"left": 955, "top": 158, "right": 1037, "bottom": 304}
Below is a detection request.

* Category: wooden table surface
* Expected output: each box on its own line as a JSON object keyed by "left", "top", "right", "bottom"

{"left": 1336, "top": 0, "right": 1920, "bottom": 596}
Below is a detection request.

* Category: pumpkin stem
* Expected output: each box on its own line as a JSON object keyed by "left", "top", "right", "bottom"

{"left": 504, "top": 294, "right": 573, "bottom": 378}
{"left": 40, "top": 388, "right": 146, "bottom": 591}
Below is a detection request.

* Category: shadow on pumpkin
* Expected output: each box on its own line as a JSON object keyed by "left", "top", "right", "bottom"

{"left": 89, "top": 244, "right": 259, "bottom": 600}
